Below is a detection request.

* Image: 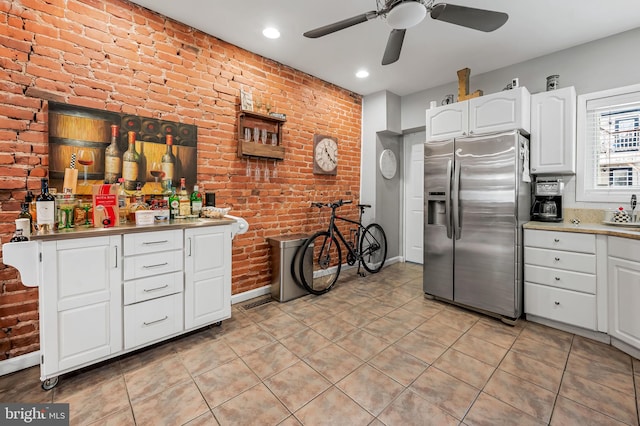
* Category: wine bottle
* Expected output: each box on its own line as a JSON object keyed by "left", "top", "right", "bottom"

{"left": 169, "top": 186, "right": 179, "bottom": 219}
{"left": 36, "top": 178, "right": 55, "bottom": 232}
{"left": 122, "top": 131, "right": 140, "bottom": 191}
{"left": 178, "top": 177, "right": 190, "bottom": 217}
{"left": 161, "top": 135, "right": 176, "bottom": 185}
{"left": 19, "top": 197, "right": 33, "bottom": 232}
{"left": 190, "top": 184, "right": 203, "bottom": 217}
{"left": 104, "top": 124, "right": 122, "bottom": 184}
{"left": 117, "top": 177, "right": 129, "bottom": 225}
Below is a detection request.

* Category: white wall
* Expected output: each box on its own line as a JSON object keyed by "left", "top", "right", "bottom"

{"left": 399, "top": 26, "right": 640, "bottom": 210}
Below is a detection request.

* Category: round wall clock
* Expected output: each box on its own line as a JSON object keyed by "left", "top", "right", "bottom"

{"left": 379, "top": 149, "right": 397, "bottom": 179}
{"left": 313, "top": 135, "right": 338, "bottom": 175}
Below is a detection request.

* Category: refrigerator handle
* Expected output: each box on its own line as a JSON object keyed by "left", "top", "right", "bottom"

{"left": 445, "top": 159, "right": 452, "bottom": 239}
{"left": 452, "top": 160, "right": 462, "bottom": 240}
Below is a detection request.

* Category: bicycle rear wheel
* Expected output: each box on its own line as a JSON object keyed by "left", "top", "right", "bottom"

{"left": 360, "top": 223, "right": 387, "bottom": 273}
{"left": 298, "top": 231, "right": 341, "bottom": 295}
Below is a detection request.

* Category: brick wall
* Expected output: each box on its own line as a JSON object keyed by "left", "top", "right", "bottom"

{"left": 0, "top": 0, "right": 362, "bottom": 360}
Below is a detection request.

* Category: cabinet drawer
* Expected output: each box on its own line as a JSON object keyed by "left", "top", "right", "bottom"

{"left": 525, "top": 229, "right": 595, "bottom": 253}
{"left": 524, "top": 282, "right": 596, "bottom": 330}
{"left": 123, "top": 271, "right": 183, "bottom": 305}
{"left": 124, "top": 293, "right": 183, "bottom": 349}
{"left": 524, "top": 247, "right": 595, "bottom": 274}
{"left": 524, "top": 264, "right": 596, "bottom": 294}
{"left": 124, "top": 250, "right": 183, "bottom": 281}
{"left": 608, "top": 236, "right": 640, "bottom": 263}
{"left": 124, "top": 230, "right": 183, "bottom": 256}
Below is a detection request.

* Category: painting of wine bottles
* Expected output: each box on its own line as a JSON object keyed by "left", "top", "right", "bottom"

{"left": 48, "top": 102, "right": 197, "bottom": 195}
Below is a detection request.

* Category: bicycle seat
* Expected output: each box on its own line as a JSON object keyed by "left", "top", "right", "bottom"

{"left": 357, "top": 204, "right": 371, "bottom": 209}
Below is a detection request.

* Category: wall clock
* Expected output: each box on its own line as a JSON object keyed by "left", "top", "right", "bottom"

{"left": 313, "top": 134, "right": 338, "bottom": 175}
{"left": 379, "top": 149, "right": 397, "bottom": 179}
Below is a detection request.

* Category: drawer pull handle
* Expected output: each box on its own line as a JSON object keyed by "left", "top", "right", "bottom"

{"left": 143, "top": 316, "right": 169, "bottom": 326}
{"left": 554, "top": 301, "right": 560, "bottom": 306}
{"left": 143, "top": 284, "right": 169, "bottom": 293}
{"left": 142, "top": 240, "right": 169, "bottom": 245}
{"left": 554, "top": 257, "right": 560, "bottom": 262}
{"left": 143, "top": 262, "right": 169, "bottom": 269}
{"left": 554, "top": 238, "right": 560, "bottom": 243}
{"left": 555, "top": 277, "right": 560, "bottom": 281}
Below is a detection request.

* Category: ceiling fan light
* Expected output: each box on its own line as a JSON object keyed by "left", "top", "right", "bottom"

{"left": 386, "top": 2, "right": 427, "bottom": 29}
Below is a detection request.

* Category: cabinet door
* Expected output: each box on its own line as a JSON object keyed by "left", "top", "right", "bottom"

{"left": 469, "top": 87, "right": 530, "bottom": 135}
{"left": 184, "top": 226, "right": 232, "bottom": 329}
{"left": 608, "top": 256, "right": 640, "bottom": 348}
{"left": 426, "top": 103, "right": 468, "bottom": 141}
{"left": 40, "top": 236, "right": 122, "bottom": 377}
{"left": 530, "top": 86, "right": 576, "bottom": 174}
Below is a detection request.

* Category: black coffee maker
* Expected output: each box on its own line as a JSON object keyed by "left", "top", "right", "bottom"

{"left": 531, "top": 178, "right": 563, "bottom": 222}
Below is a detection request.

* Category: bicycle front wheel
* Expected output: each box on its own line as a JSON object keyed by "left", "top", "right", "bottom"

{"left": 298, "top": 231, "right": 342, "bottom": 295}
{"left": 360, "top": 223, "right": 387, "bottom": 273}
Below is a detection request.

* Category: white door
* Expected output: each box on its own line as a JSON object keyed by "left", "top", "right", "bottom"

{"left": 403, "top": 132, "right": 424, "bottom": 264}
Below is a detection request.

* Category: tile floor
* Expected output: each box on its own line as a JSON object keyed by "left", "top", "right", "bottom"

{"left": 1, "top": 262, "right": 639, "bottom": 425}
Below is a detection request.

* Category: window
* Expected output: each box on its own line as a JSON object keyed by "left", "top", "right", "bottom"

{"left": 577, "top": 83, "right": 640, "bottom": 202}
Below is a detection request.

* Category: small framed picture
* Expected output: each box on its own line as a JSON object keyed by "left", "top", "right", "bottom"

{"left": 240, "top": 89, "right": 253, "bottom": 111}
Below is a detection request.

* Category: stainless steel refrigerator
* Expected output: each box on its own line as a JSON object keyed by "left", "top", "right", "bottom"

{"left": 423, "top": 130, "right": 530, "bottom": 321}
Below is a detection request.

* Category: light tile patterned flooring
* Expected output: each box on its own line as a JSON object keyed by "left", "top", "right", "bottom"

{"left": 1, "top": 262, "right": 639, "bottom": 425}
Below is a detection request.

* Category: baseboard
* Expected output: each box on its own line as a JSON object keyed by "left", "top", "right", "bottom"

{"left": 0, "top": 351, "right": 40, "bottom": 377}
{"left": 231, "top": 285, "right": 271, "bottom": 305}
{"left": 385, "top": 256, "right": 403, "bottom": 266}
{"left": 525, "top": 314, "right": 610, "bottom": 344}
{"left": 610, "top": 337, "right": 640, "bottom": 360}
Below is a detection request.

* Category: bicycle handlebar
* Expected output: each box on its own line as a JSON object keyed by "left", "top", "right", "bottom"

{"left": 311, "top": 199, "right": 352, "bottom": 209}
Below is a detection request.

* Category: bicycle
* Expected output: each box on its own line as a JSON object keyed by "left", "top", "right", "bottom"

{"left": 294, "top": 199, "right": 387, "bottom": 295}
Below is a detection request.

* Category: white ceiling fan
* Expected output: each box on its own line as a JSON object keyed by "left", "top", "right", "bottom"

{"left": 304, "top": 0, "right": 509, "bottom": 65}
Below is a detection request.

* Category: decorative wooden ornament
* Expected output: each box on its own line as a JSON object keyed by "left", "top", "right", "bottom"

{"left": 457, "top": 68, "right": 483, "bottom": 101}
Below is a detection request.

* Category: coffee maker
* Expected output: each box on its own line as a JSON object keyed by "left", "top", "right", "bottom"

{"left": 531, "top": 178, "right": 563, "bottom": 222}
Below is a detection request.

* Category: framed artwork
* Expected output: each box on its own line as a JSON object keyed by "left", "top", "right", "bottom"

{"left": 240, "top": 88, "right": 254, "bottom": 111}
{"left": 48, "top": 102, "right": 198, "bottom": 195}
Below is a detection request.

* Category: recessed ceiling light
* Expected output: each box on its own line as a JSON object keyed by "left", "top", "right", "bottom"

{"left": 262, "top": 27, "right": 280, "bottom": 39}
{"left": 356, "top": 70, "right": 370, "bottom": 79}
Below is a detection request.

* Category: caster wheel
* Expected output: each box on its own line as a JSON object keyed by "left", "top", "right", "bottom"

{"left": 213, "top": 321, "right": 222, "bottom": 327}
{"left": 41, "top": 377, "right": 59, "bottom": 391}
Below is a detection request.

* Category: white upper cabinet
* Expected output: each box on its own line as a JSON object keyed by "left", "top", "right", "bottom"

{"left": 530, "top": 86, "right": 577, "bottom": 174}
{"left": 426, "top": 87, "right": 530, "bottom": 142}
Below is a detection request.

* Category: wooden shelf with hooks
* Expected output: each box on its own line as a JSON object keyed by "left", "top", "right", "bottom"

{"left": 237, "top": 110, "right": 285, "bottom": 160}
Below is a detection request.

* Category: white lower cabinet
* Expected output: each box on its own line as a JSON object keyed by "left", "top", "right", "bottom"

{"left": 184, "top": 226, "right": 232, "bottom": 329}
{"left": 39, "top": 235, "right": 122, "bottom": 379}
{"left": 524, "top": 229, "right": 602, "bottom": 331}
{"left": 5, "top": 223, "right": 235, "bottom": 387}
{"left": 608, "top": 237, "right": 640, "bottom": 350}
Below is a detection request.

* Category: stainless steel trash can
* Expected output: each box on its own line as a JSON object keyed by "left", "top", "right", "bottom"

{"left": 267, "top": 234, "right": 311, "bottom": 302}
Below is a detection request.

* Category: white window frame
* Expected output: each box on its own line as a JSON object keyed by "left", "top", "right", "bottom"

{"left": 576, "top": 83, "right": 640, "bottom": 202}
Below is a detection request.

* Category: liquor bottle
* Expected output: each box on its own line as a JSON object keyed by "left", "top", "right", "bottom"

{"left": 161, "top": 135, "right": 176, "bottom": 185}
{"left": 9, "top": 229, "right": 29, "bottom": 242}
{"left": 128, "top": 182, "right": 148, "bottom": 223}
{"left": 178, "top": 177, "right": 190, "bottom": 217}
{"left": 27, "top": 191, "right": 37, "bottom": 229}
{"left": 168, "top": 186, "right": 179, "bottom": 219}
{"left": 36, "top": 178, "right": 55, "bottom": 232}
{"left": 117, "top": 177, "right": 129, "bottom": 225}
{"left": 104, "top": 124, "right": 122, "bottom": 184}
{"left": 18, "top": 200, "right": 33, "bottom": 232}
{"left": 122, "top": 131, "right": 140, "bottom": 191}
{"left": 190, "top": 184, "right": 203, "bottom": 217}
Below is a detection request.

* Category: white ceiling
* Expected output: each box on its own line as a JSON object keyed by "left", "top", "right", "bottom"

{"left": 127, "top": 0, "right": 640, "bottom": 97}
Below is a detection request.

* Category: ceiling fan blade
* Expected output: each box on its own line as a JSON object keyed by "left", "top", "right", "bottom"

{"left": 430, "top": 3, "right": 508, "bottom": 32}
{"left": 303, "top": 11, "right": 378, "bottom": 38}
{"left": 382, "top": 29, "right": 406, "bottom": 65}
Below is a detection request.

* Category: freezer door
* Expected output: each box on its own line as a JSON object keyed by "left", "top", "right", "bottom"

{"left": 423, "top": 139, "right": 454, "bottom": 299}
{"left": 453, "top": 132, "right": 519, "bottom": 317}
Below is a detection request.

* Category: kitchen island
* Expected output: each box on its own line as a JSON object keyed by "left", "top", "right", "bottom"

{"left": 3, "top": 217, "right": 244, "bottom": 390}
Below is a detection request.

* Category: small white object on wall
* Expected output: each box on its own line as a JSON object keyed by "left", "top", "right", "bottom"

{"left": 379, "top": 149, "right": 397, "bottom": 180}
